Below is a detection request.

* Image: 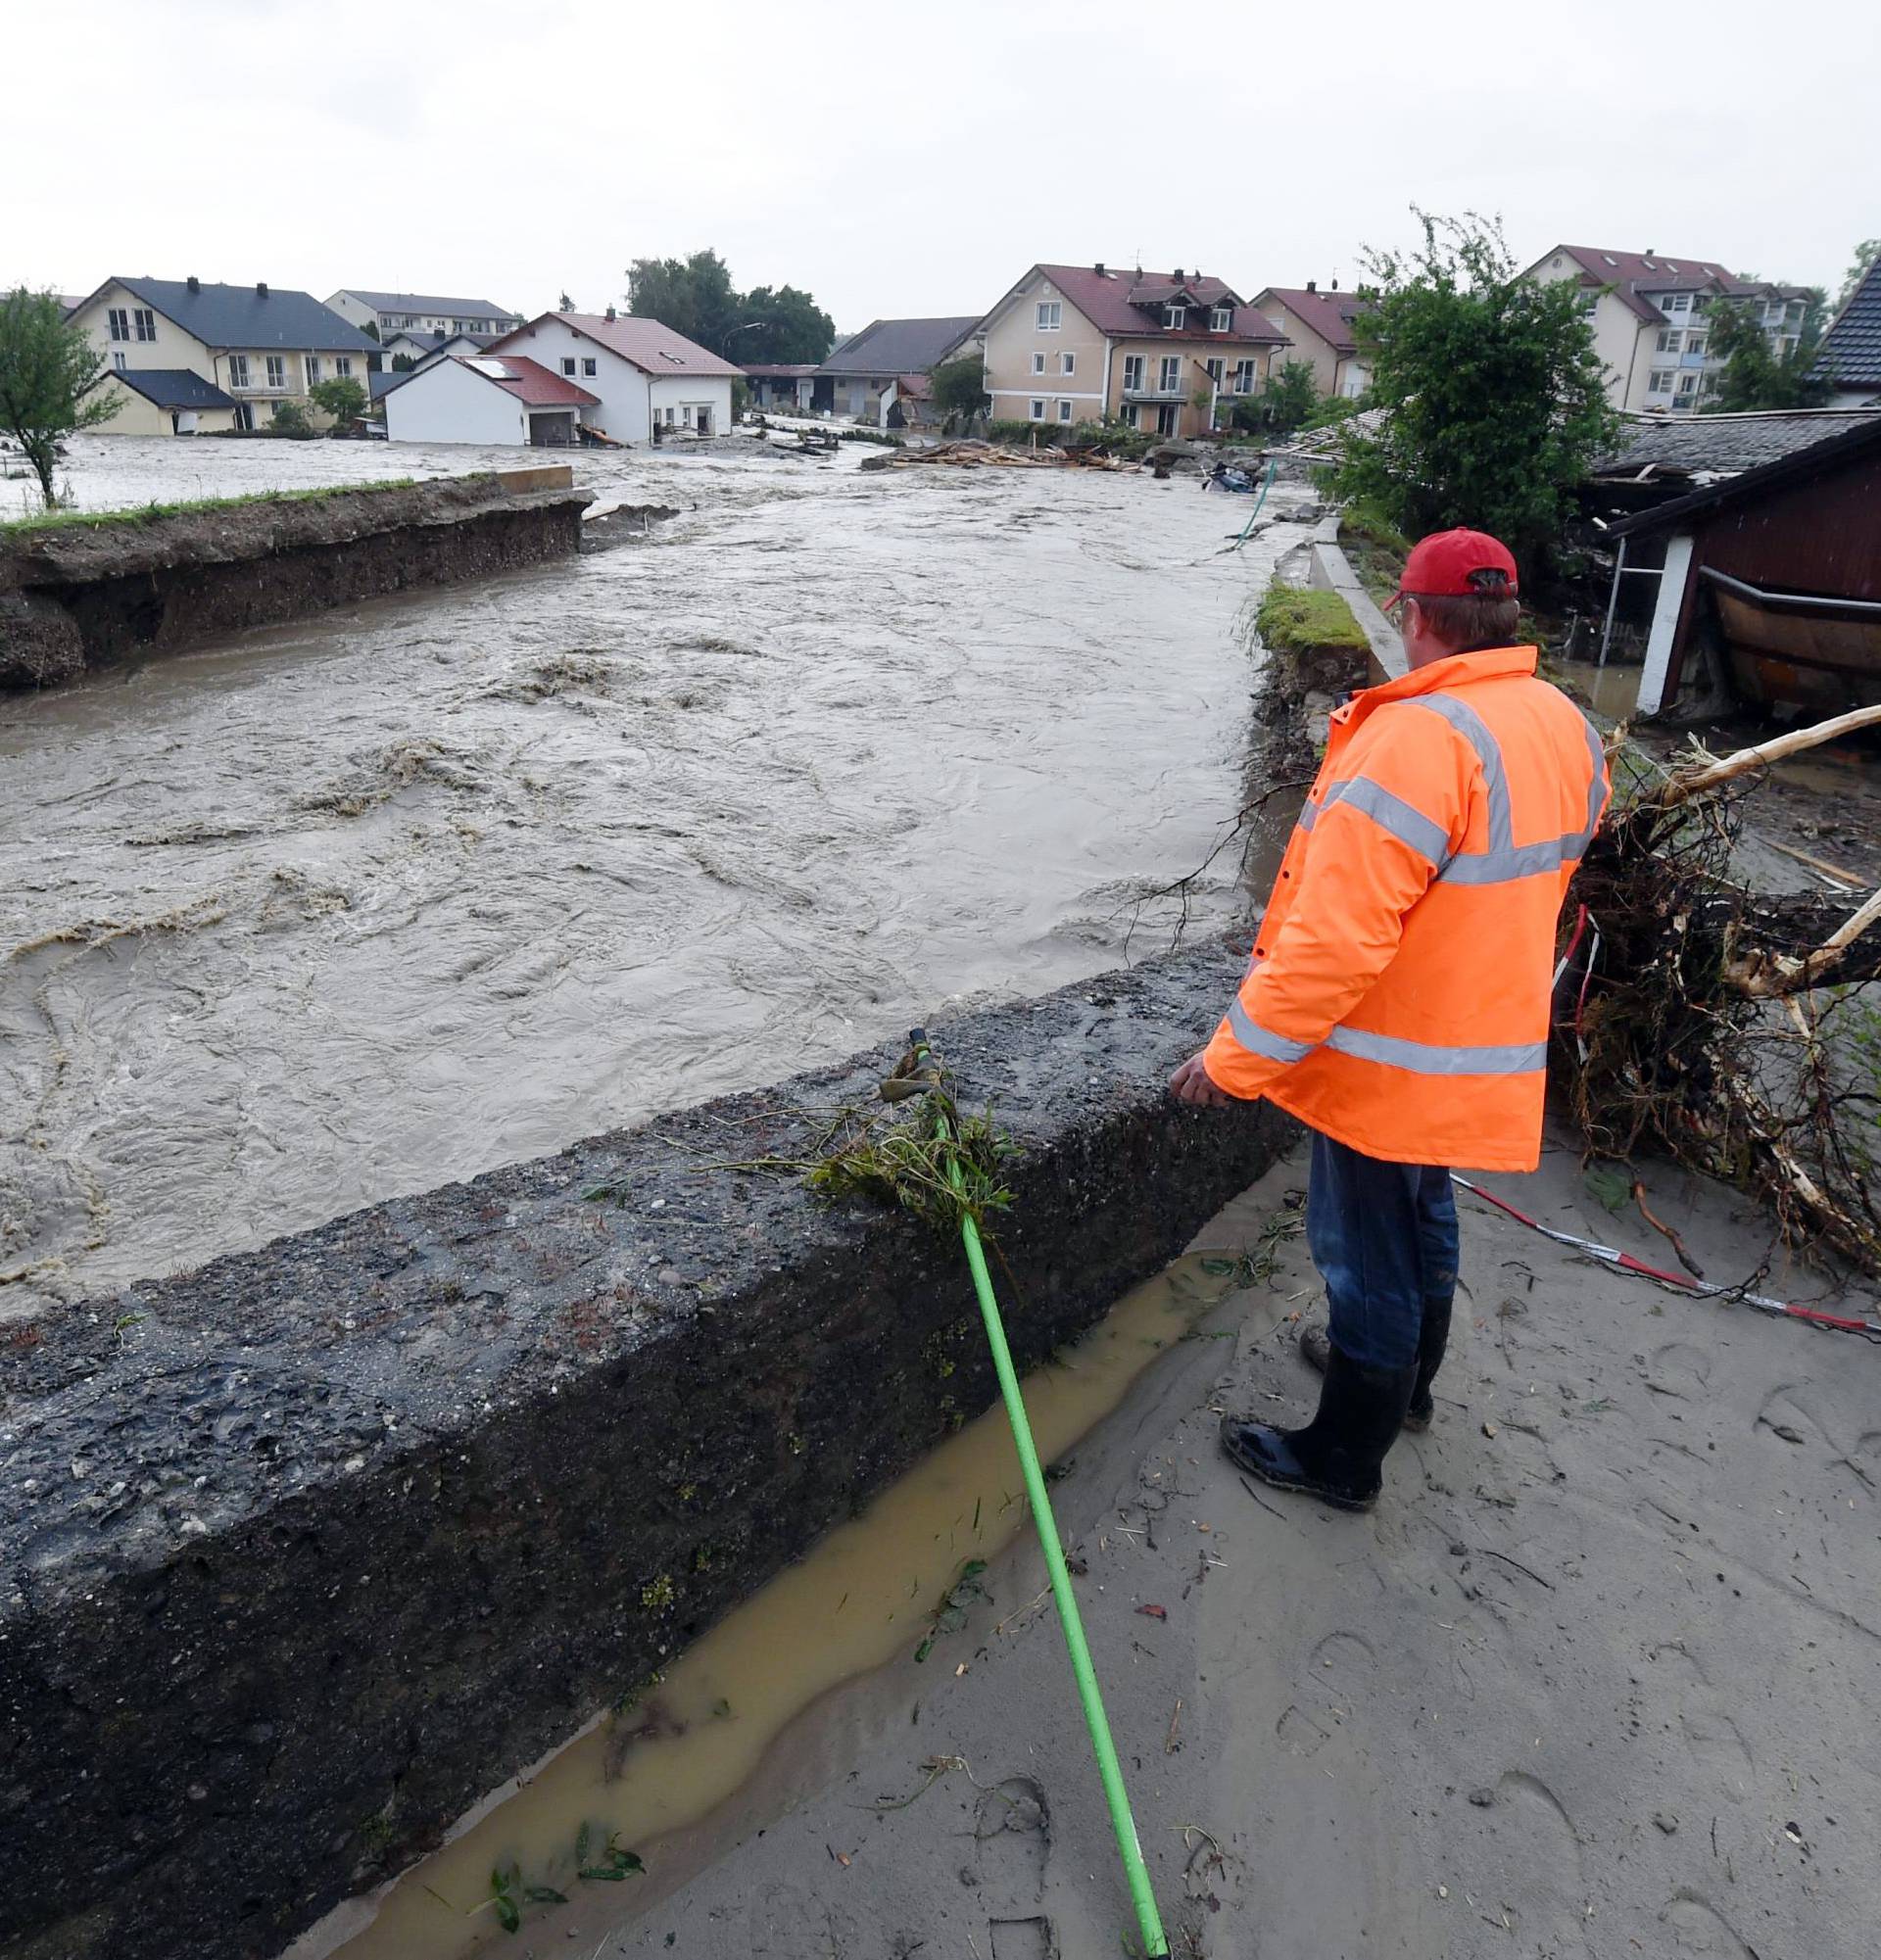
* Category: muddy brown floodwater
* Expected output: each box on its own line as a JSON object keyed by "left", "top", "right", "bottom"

{"left": 1, "top": 436, "right": 1304, "bottom": 1318}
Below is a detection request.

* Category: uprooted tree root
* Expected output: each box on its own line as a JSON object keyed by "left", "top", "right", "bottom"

{"left": 1565, "top": 710, "right": 1881, "bottom": 1276}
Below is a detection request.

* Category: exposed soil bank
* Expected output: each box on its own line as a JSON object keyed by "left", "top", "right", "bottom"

{"left": 0, "top": 475, "right": 591, "bottom": 688}
{"left": 0, "top": 942, "right": 1292, "bottom": 1960}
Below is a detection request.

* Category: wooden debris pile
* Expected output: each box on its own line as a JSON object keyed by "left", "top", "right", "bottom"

{"left": 1566, "top": 702, "right": 1881, "bottom": 1275}
{"left": 860, "top": 441, "right": 1138, "bottom": 474}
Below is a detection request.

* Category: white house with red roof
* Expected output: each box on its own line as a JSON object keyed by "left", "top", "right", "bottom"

{"left": 1522, "top": 245, "right": 1813, "bottom": 415}
{"left": 980, "top": 263, "right": 1288, "bottom": 440}
{"left": 1250, "top": 284, "right": 1373, "bottom": 401}
{"left": 382, "top": 354, "right": 600, "bottom": 447}
{"left": 488, "top": 310, "right": 742, "bottom": 444}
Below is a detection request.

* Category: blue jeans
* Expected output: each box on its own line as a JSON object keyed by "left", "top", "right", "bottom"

{"left": 1306, "top": 1130, "right": 1459, "bottom": 1371}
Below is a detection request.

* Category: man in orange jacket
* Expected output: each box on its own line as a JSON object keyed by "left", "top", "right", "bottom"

{"left": 1171, "top": 529, "right": 1608, "bottom": 1511}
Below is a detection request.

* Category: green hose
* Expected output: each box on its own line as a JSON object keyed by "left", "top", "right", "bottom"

{"left": 909, "top": 1029, "right": 1170, "bottom": 1958}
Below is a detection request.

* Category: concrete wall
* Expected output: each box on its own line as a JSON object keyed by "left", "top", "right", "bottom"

{"left": 985, "top": 269, "right": 1110, "bottom": 424}
{"left": 0, "top": 475, "right": 591, "bottom": 690}
{"left": 384, "top": 359, "right": 530, "bottom": 445}
{"left": 0, "top": 942, "right": 1293, "bottom": 1960}
{"left": 1311, "top": 512, "right": 1406, "bottom": 685}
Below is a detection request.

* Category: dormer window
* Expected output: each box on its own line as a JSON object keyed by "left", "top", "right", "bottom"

{"left": 1209, "top": 306, "right": 1232, "bottom": 331}
{"left": 1165, "top": 305, "right": 1186, "bottom": 329}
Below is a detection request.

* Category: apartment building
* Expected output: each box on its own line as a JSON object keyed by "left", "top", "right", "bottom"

{"left": 326, "top": 289, "right": 523, "bottom": 341}
{"left": 1249, "top": 283, "right": 1373, "bottom": 399}
{"left": 981, "top": 263, "right": 1287, "bottom": 439}
{"left": 70, "top": 276, "right": 379, "bottom": 433}
{"left": 1523, "top": 245, "right": 1813, "bottom": 414}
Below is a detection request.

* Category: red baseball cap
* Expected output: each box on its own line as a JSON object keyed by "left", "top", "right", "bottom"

{"left": 1384, "top": 528, "right": 1519, "bottom": 610}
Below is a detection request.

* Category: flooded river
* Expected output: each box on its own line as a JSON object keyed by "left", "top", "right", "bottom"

{"left": 1, "top": 435, "right": 1304, "bottom": 1317}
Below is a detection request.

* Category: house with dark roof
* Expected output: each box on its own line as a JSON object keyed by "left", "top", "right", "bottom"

{"left": 381, "top": 328, "right": 503, "bottom": 367}
{"left": 1583, "top": 409, "right": 1881, "bottom": 716}
{"left": 382, "top": 355, "right": 600, "bottom": 448}
{"left": 981, "top": 263, "right": 1288, "bottom": 440}
{"left": 326, "top": 290, "right": 523, "bottom": 341}
{"left": 1814, "top": 254, "right": 1881, "bottom": 408}
{"left": 92, "top": 367, "right": 240, "bottom": 438}
{"left": 69, "top": 276, "right": 379, "bottom": 433}
{"left": 1250, "top": 284, "right": 1373, "bottom": 400}
{"left": 487, "top": 311, "right": 742, "bottom": 444}
{"left": 810, "top": 316, "right": 983, "bottom": 424}
{"left": 1521, "top": 245, "right": 1813, "bottom": 415}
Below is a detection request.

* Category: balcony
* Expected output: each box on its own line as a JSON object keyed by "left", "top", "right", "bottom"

{"left": 1120, "top": 381, "right": 1190, "bottom": 403}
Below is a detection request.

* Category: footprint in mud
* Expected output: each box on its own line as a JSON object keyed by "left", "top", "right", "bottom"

{"left": 1659, "top": 1888, "right": 1759, "bottom": 1955}
{"left": 974, "top": 1776, "right": 1051, "bottom": 1908}
{"left": 988, "top": 1919, "right": 1055, "bottom": 1960}
{"left": 1465, "top": 1771, "right": 1591, "bottom": 1954}
{"left": 1756, "top": 1384, "right": 1831, "bottom": 1450}
{"left": 747, "top": 1882, "right": 859, "bottom": 1958}
{"left": 1304, "top": 1629, "right": 1376, "bottom": 1706}
{"left": 1644, "top": 1341, "right": 1712, "bottom": 1399}
{"left": 1650, "top": 1645, "right": 1755, "bottom": 1791}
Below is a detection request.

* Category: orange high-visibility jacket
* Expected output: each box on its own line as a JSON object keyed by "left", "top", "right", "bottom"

{"left": 1202, "top": 645, "right": 1609, "bottom": 1171}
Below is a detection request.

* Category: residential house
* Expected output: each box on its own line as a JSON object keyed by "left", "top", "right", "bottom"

{"left": 94, "top": 367, "right": 239, "bottom": 437}
{"left": 981, "top": 264, "right": 1288, "bottom": 440}
{"left": 1582, "top": 409, "right": 1881, "bottom": 714}
{"left": 70, "top": 276, "right": 379, "bottom": 432}
{"left": 326, "top": 289, "right": 523, "bottom": 343}
{"left": 488, "top": 311, "right": 741, "bottom": 442}
{"left": 381, "top": 328, "right": 502, "bottom": 367}
{"left": 812, "top": 316, "right": 984, "bottom": 425}
{"left": 1814, "top": 254, "right": 1881, "bottom": 407}
{"left": 1522, "top": 245, "right": 1814, "bottom": 415}
{"left": 743, "top": 363, "right": 820, "bottom": 412}
{"left": 382, "top": 355, "right": 600, "bottom": 447}
{"left": 1251, "top": 283, "right": 1372, "bottom": 399}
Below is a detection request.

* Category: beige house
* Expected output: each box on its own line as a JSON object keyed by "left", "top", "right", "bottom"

{"left": 981, "top": 263, "right": 1287, "bottom": 440}
{"left": 1251, "top": 284, "right": 1372, "bottom": 399}
{"left": 1522, "top": 245, "right": 1814, "bottom": 415}
{"left": 71, "top": 276, "right": 380, "bottom": 433}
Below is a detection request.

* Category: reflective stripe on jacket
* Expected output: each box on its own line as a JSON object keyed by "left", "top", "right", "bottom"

{"left": 1202, "top": 645, "right": 1609, "bottom": 1171}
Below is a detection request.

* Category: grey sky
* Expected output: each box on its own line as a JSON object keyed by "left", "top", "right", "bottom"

{"left": 8, "top": 0, "right": 1876, "bottom": 331}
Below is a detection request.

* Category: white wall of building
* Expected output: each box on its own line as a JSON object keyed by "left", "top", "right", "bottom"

{"left": 649, "top": 375, "right": 733, "bottom": 436}
{"left": 383, "top": 359, "right": 529, "bottom": 445}
{"left": 491, "top": 318, "right": 651, "bottom": 443}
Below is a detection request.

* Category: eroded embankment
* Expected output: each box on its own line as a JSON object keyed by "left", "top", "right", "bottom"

{"left": 0, "top": 942, "right": 1292, "bottom": 1960}
{"left": 0, "top": 473, "right": 592, "bottom": 688}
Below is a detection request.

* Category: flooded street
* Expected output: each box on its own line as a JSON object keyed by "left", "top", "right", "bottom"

{"left": 1, "top": 436, "right": 1303, "bottom": 1317}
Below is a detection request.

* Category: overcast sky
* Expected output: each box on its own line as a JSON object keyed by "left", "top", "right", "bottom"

{"left": 7, "top": 0, "right": 1875, "bottom": 330}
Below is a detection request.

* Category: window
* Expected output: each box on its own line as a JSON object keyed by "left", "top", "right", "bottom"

{"left": 1658, "top": 294, "right": 1676, "bottom": 313}
{"left": 664, "top": 406, "right": 675, "bottom": 425}
{"left": 1232, "top": 359, "right": 1255, "bottom": 394}
{"left": 112, "top": 350, "right": 126, "bottom": 371}
{"left": 1690, "top": 294, "right": 1711, "bottom": 316}
{"left": 561, "top": 357, "right": 577, "bottom": 376}
{"left": 1204, "top": 357, "right": 1225, "bottom": 385}
{"left": 1648, "top": 368, "right": 1674, "bottom": 393}
{"left": 1157, "top": 355, "right": 1181, "bottom": 393}
{"left": 1123, "top": 354, "right": 1144, "bottom": 391}
{"left": 1675, "top": 371, "right": 1699, "bottom": 398}
{"left": 1155, "top": 404, "right": 1179, "bottom": 436}
{"left": 1061, "top": 351, "right": 1075, "bottom": 375}
{"left": 1670, "top": 293, "right": 1692, "bottom": 313}
{"left": 1032, "top": 352, "right": 1045, "bottom": 374}
{"left": 305, "top": 356, "right": 321, "bottom": 386}
{"left": 133, "top": 309, "right": 156, "bottom": 341}
{"left": 1580, "top": 290, "right": 1600, "bottom": 315}
{"left": 228, "top": 354, "right": 250, "bottom": 387}
{"left": 1029, "top": 398, "right": 1046, "bottom": 420}
{"left": 1685, "top": 334, "right": 1707, "bottom": 359}
{"left": 335, "top": 357, "right": 352, "bottom": 378}
{"left": 1657, "top": 328, "right": 1681, "bottom": 353}
{"left": 582, "top": 358, "right": 597, "bottom": 377}
{"left": 265, "top": 356, "right": 286, "bottom": 389}
{"left": 107, "top": 308, "right": 129, "bottom": 341}
{"left": 1058, "top": 400, "right": 1073, "bottom": 422}
{"left": 1164, "top": 305, "right": 1186, "bottom": 329}
{"left": 1036, "top": 300, "right": 1061, "bottom": 330}
{"left": 1210, "top": 306, "right": 1232, "bottom": 331}
{"left": 1122, "top": 405, "right": 1140, "bottom": 430}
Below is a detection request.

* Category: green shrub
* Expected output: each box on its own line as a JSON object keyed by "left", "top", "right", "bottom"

{"left": 1254, "top": 583, "right": 1369, "bottom": 656}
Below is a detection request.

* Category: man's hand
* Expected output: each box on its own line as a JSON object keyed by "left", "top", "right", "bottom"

{"left": 1170, "top": 1051, "right": 1232, "bottom": 1109}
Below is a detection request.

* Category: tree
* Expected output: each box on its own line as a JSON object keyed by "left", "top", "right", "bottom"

{"left": 1331, "top": 210, "right": 1617, "bottom": 570}
{"left": 1837, "top": 240, "right": 1880, "bottom": 311}
{"left": 1231, "top": 359, "right": 1319, "bottom": 436}
{"left": 391, "top": 353, "right": 417, "bottom": 372}
{"left": 930, "top": 355, "right": 988, "bottom": 426}
{"left": 558, "top": 292, "right": 575, "bottom": 312}
{"left": 0, "top": 287, "right": 121, "bottom": 509}
{"left": 360, "top": 319, "right": 381, "bottom": 343}
{"left": 626, "top": 249, "right": 740, "bottom": 352}
{"left": 1703, "top": 292, "right": 1830, "bottom": 411}
{"left": 735, "top": 283, "right": 835, "bottom": 363}
{"left": 267, "top": 401, "right": 314, "bottom": 438}
{"left": 310, "top": 375, "right": 367, "bottom": 426}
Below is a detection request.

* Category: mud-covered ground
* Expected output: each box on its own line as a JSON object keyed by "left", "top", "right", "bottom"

{"left": 1, "top": 437, "right": 1309, "bottom": 1316}
{"left": 586, "top": 1134, "right": 1881, "bottom": 1960}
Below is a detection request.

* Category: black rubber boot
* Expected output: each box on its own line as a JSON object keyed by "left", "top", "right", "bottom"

{"left": 1299, "top": 1301, "right": 1451, "bottom": 1433}
{"left": 1221, "top": 1344, "right": 1417, "bottom": 1511}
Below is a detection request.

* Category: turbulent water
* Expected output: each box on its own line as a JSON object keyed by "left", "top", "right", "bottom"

{"left": 1, "top": 435, "right": 1305, "bottom": 1318}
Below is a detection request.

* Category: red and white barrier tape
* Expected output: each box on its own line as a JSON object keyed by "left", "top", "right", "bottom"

{"left": 1454, "top": 1175, "right": 1881, "bottom": 1342}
